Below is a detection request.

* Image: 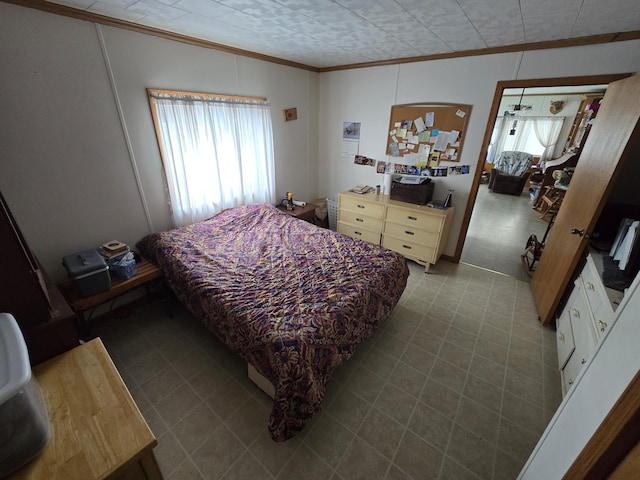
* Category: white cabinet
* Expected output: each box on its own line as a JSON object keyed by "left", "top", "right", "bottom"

{"left": 337, "top": 191, "right": 454, "bottom": 272}
{"left": 337, "top": 193, "right": 385, "bottom": 245}
{"left": 382, "top": 203, "right": 452, "bottom": 272}
{"left": 557, "top": 254, "right": 615, "bottom": 395}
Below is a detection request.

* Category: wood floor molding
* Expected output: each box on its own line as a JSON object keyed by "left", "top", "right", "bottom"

{"left": 2, "top": 0, "right": 640, "bottom": 72}
{"left": 1, "top": 0, "right": 320, "bottom": 72}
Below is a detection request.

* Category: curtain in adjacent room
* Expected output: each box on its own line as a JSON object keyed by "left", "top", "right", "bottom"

{"left": 532, "top": 117, "right": 565, "bottom": 163}
{"left": 488, "top": 116, "right": 565, "bottom": 164}
{"left": 148, "top": 90, "right": 276, "bottom": 227}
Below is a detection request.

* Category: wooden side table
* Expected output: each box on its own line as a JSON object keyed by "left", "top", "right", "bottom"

{"left": 11, "top": 338, "right": 163, "bottom": 479}
{"left": 277, "top": 202, "right": 318, "bottom": 224}
{"left": 58, "top": 258, "right": 163, "bottom": 335}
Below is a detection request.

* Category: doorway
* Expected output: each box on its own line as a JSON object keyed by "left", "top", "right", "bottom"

{"left": 455, "top": 74, "right": 631, "bottom": 279}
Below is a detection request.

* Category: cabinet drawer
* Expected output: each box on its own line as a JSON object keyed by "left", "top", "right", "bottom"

{"left": 386, "top": 205, "right": 444, "bottom": 231}
{"left": 382, "top": 235, "right": 436, "bottom": 263}
{"left": 339, "top": 210, "right": 383, "bottom": 232}
{"left": 581, "top": 255, "right": 614, "bottom": 324}
{"left": 339, "top": 196, "right": 385, "bottom": 219}
{"left": 383, "top": 222, "right": 438, "bottom": 247}
{"left": 562, "top": 345, "right": 585, "bottom": 393}
{"left": 591, "top": 304, "right": 612, "bottom": 339}
{"left": 338, "top": 222, "right": 381, "bottom": 244}
{"left": 556, "top": 307, "right": 575, "bottom": 370}
{"left": 561, "top": 281, "right": 597, "bottom": 394}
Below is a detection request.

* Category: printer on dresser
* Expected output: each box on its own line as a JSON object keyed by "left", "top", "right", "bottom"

{"left": 337, "top": 190, "right": 454, "bottom": 272}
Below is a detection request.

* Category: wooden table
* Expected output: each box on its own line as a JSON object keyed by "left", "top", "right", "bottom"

{"left": 59, "top": 259, "right": 162, "bottom": 313}
{"left": 277, "top": 202, "right": 318, "bottom": 224}
{"left": 11, "top": 338, "right": 163, "bottom": 479}
{"left": 58, "top": 259, "right": 162, "bottom": 334}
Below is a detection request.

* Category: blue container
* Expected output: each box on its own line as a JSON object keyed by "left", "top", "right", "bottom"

{"left": 62, "top": 249, "right": 111, "bottom": 297}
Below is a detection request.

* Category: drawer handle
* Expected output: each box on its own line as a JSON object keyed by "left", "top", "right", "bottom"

{"left": 586, "top": 282, "right": 595, "bottom": 291}
{"left": 407, "top": 216, "right": 417, "bottom": 221}
{"left": 598, "top": 320, "right": 608, "bottom": 332}
{"left": 581, "top": 358, "right": 586, "bottom": 365}
{"left": 404, "top": 230, "right": 415, "bottom": 235}
{"left": 558, "top": 332, "right": 565, "bottom": 342}
{"left": 572, "top": 308, "right": 580, "bottom": 318}
{"left": 402, "top": 245, "right": 412, "bottom": 250}
{"left": 356, "top": 218, "right": 364, "bottom": 222}
{"left": 357, "top": 204, "right": 365, "bottom": 209}
{"left": 354, "top": 231, "right": 362, "bottom": 236}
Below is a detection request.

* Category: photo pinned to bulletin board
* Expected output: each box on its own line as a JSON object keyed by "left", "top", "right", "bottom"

{"left": 387, "top": 103, "right": 471, "bottom": 165}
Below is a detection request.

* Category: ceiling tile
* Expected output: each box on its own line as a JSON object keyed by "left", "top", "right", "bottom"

{"left": 38, "top": 0, "right": 640, "bottom": 68}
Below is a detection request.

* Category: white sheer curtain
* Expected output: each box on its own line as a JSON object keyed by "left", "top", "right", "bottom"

{"left": 488, "top": 116, "right": 565, "bottom": 163}
{"left": 486, "top": 116, "right": 505, "bottom": 164}
{"left": 488, "top": 116, "right": 533, "bottom": 163}
{"left": 150, "top": 91, "right": 276, "bottom": 227}
{"left": 532, "top": 117, "right": 565, "bottom": 163}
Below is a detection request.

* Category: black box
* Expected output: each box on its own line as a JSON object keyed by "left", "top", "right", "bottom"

{"left": 390, "top": 178, "right": 434, "bottom": 205}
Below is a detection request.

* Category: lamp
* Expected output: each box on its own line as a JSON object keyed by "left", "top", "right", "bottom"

{"left": 508, "top": 88, "right": 526, "bottom": 135}
{"left": 509, "top": 120, "right": 518, "bottom": 136}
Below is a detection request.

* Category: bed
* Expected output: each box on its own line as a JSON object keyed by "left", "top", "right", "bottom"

{"left": 136, "top": 203, "right": 409, "bottom": 441}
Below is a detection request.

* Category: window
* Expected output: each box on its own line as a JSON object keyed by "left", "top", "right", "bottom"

{"left": 487, "top": 116, "right": 565, "bottom": 165}
{"left": 148, "top": 89, "right": 276, "bottom": 227}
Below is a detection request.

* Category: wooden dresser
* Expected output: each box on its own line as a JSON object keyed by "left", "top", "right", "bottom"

{"left": 11, "top": 338, "right": 162, "bottom": 479}
{"left": 338, "top": 191, "right": 454, "bottom": 272}
{"left": 0, "top": 191, "right": 79, "bottom": 365}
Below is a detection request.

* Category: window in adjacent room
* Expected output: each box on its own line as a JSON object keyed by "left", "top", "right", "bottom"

{"left": 147, "top": 89, "right": 276, "bottom": 227}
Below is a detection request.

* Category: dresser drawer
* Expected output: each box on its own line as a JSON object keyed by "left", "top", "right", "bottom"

{"left": 339, "top": 196, "right": 385, "bottom": 219}
{"left": 339, "top": 210, "right": 383, "bottom": 232}
{"left": 556, "top": 294, "right": 576, "bottom": 369}
{"left": 562, "top": 281, "right": 597, "bottom": 393}
{"left": 382, "top": 235, "right": 436, "bottom": 263}
{"left": 386, "top": 205, "right": 444, "bottom": 231}
{"left": 338, "top": 222, "right": 381, "bottom": 244}
{"left": 580, "top": 255, "right": 614, "bottom": 324}
{"left": 383, "top": 221, "right": 438, "bottom": 247}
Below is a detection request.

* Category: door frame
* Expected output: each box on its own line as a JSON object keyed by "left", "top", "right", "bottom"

{"left": 453, "top": 73, "right": 633, "bottom": 264}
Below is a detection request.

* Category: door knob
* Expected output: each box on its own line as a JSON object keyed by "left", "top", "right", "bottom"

{"left": 571, "top": 228, "right": 585, "bottom": 236}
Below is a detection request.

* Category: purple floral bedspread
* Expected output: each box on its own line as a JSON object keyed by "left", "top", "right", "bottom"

{"left": 137, "top": 204, "right": 408, "bottom": 441}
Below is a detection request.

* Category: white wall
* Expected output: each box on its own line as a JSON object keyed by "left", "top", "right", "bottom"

{"left": 318, "top": 42, "right": 640, "bottom": 257}
{"left": 0, "top": 3, "right": 318, "bottom": 280}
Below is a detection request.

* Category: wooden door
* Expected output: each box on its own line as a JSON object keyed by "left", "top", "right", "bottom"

{"left": 531, "top": 75, "right": 640, "bottom": 325}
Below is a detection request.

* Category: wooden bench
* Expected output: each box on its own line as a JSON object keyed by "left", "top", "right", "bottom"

{"left": 58, "top": 258, "right": 162, "bottom": 334}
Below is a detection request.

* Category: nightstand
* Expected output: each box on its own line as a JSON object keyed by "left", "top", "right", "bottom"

{"left": 277, "top": 202, "right": 318, "bottom": 224}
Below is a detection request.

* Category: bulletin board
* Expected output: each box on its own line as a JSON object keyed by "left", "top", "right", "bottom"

{"left": 386, "top": 103, "right": 472, "bottom": 163}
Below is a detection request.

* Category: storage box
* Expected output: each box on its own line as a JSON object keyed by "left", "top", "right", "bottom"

{"left": 62, "top": 249, "right": 111, "bottom": 298}
{"left": 109, "top": 254, "right": 138, "bottom": 280}
{"left": 0, "top": 313, "right": 50, "bottom": 477}
{"left": 390, "top": 176, "right": 434, "bottom": 205}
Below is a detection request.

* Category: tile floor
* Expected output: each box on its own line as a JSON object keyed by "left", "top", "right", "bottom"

{"left": 96, "top": 257, "right": 562, "bottom": 480}
{"left": 461, "top": 183, "right": 551, "bottom": 281}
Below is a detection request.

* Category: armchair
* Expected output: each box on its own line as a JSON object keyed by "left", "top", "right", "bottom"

{"left": 488, "top": 151, "right": 534, "bottom": 195}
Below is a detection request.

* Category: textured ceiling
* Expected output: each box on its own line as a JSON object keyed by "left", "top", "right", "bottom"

{"left": 43, "top": 0, "right": 640, "bottom": 69}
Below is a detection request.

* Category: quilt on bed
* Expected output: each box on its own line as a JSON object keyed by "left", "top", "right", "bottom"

{"left": 137, "top": 203, "right": 408, "bottom": 441}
